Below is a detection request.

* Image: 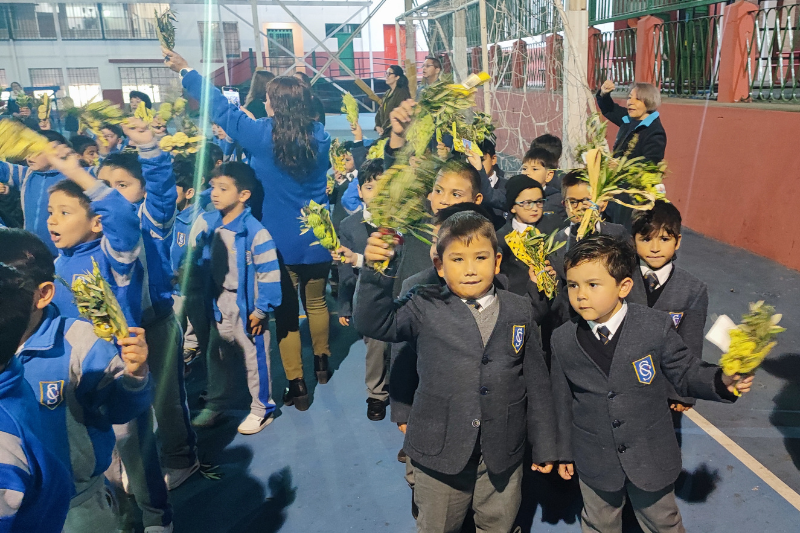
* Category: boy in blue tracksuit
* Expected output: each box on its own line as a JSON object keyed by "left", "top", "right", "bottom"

{"left": 0, "top": 130, "right": 94, "bottom": 256}
{"left": 0, "top": 263, "right": 72, "bottom": 533}
{"left": 171, "top": 154, "right": 210, "bottom": 367}
{"left": 187, "top": 162, "right": 281, "bottom": 435}
{"left": 43, "top": 141, "right": 176, "bottom": 532}
{"left": 0, "top": 229, "right": 152, "bottom": 533}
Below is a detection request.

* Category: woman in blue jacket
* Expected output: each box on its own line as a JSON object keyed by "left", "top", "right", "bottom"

{"left": 165, "top": 48, "right": 332, "bottom": 410}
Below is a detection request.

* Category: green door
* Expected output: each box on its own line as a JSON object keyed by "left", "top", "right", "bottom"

{"left": 336, "top": 33, "right": 355, "bottom": 74}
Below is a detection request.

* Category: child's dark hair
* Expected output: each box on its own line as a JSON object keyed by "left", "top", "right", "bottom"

{"left": 128, "top": 90, "right": 152, "bottom": 109}
{"left": 101, "top": 123, "right": 124, "bottom": 139}
{"left": 48, "top": 180, "right": 94, "bottom": 217}
{"left": 40, "top": 130, "right": 70, "bottom": 147}
{"left": 564, "top": 235, "right": 636, "bottom": 283}
{"left": 522, "top": 147, "right": 556, "bottom": 169}
{"left": 504, "top": 174, "right": 544, "bottom": 212}
{"left": 204, "top": 142, "right": 224, "bottom": 169}
{"left": 433, "top": 202, "right": 493, "bottom": 226}
{"left": 100, "top": 152, "right": 144, "bottom": 185}
{"left": 438, "top": 159, "right": 481, "bottom": 197}
{"left": 0, "top": 229, "right": 56, "bottom": 284}
{"left": 71, "top": 135, "right": 98, "bottom": 155}
{"left": 560, "top": 169, "right": 586, "bottom": 198}
{"left": 631, "top": 200, "right": 681, "bottom": 239}
{"left": 0, "top": 263, "right": 34, "bottom": 366}
{"left": 357, "top": 159, "right": 384, "bottom": 187}
{"left": 212, "top": 162, "right": 259, "bottom": 194}
{"left": 530, "top": 133, "right": 562, "bottom": 162}
{"left": 172, "top": 156, "right": 197, "bottom": 191}
{"left": 436, "top": 211, "right": 498, "bottom": 258}
{"left": 477, "top": 137, "right": 496, "bottom": 157}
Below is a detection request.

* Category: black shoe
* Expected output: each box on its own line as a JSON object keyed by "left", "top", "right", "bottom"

{"left": 282, "top": 378, "right": 310, "bottom": 411}
{"left": 397, "top": 448, "right": 407, "bottom": 463}
{"left": 411, "top": 488, "right": 418, "bottom": 520}
{"left": 183, "top": 347, "right": 200, "bottom": 365}
{"left": 367, "top": 398, "right": 386, "bottom": 421}
{"left": 314, "top": 355, "right": 331, "bottom": 384}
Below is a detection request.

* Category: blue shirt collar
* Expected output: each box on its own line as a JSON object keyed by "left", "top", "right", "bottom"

{"left": 622, "top": 111, "right": 660, "bottom": 128}
{"left": 176, "top": 203, "right": 202, "bottom": 224}
{"left": 220, "top": 207, "right": 250, "bottom": 234}
{"left": 19, "top": 305, "right": 63, "bottom": 353}
{"left": 59, "top": 237, "right": 102, "bottom": 257}
{"left": 0, "top": 357, "right": 24, "bottom": 398}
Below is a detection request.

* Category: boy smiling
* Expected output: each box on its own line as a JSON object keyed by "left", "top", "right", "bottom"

{"left": 357, "top": 211, "right": 556, "bottom": 532}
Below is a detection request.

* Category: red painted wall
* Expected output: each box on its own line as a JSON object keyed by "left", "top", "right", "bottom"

{"left": 490, "top": 89, "right": 800, "bottom": 271}
{"left": 648, "top": 100, "right": 800, "bottom": 271}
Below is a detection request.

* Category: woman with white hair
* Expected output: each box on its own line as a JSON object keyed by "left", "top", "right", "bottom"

{"left": 597, "top": 80, "right": 667, "bottom": 163}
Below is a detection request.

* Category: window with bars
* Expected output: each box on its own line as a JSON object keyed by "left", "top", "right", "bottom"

{"left": 102, "top": 3, "right": 164, "bottom": 40}
{"left": 198, "top": 21, "right": 241, "bottom": 62}
{"left": 119, "top": 67, "right": 180, "bottom": 104}
{"left": 0, "top": 7, "right": 10, "bottom": 40}
{"left": 67, "top": 67, "right": 101, "bottom": 106}
{"left": 58, "top": 3, "right": 102, "bottom": 40}
{"left": 7, "top": 4, "right": 57, "bottom": 40}
{"left": 0, "top": 70, "right": 6, "bottom": 87}
{"left": 29, "top": 68, "right": 65, "bottom": 98}
{"left": 325, "top": 23, "right": 361, "bottom": 39}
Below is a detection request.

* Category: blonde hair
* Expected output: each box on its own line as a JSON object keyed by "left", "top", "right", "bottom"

{"left": 629, "top": 83, "right": 661, "bottom": 112}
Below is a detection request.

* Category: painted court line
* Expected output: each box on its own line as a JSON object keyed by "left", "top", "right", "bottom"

{"left": 686, "top": 409, "right": 800, "bottom": 512}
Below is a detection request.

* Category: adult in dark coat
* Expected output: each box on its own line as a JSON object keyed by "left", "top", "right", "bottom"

{"left": 596, "top": 80, "right": 667, "bottom": 229}
{"left": 375, "top": 65, "right": 411, "bottom": 137}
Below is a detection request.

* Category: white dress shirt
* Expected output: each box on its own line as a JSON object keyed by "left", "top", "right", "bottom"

{"left": 588, "top": 302, "right": 628, "bottom": 341}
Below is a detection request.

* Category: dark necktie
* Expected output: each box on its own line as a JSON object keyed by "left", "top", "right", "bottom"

{"left": 597, "top": 325, "right": 612, "bottom": 345}
{"left": 644, "top": 271, "right": 660, "bottom": 292}
{"left": 567, "top": 227, "right": 578, "bottom": 251}
{"left": 465, "top": 299, "right": 481, "bottom": 311}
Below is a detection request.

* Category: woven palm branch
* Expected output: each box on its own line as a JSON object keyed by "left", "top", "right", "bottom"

{"left": 504, "top": 227, "right": 566, "bottom": 299}
{"left": 0, "top": 121, "right": 53, "bottom": 161}
{"left": 155, "top": 8, "right": 178, "bottom": 51}
{"left": 62, "top": 258, "right": 129, "bottom": 341}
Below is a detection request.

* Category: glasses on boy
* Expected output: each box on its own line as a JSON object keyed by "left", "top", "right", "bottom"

{"left": 565, "top": 197, "right": 593, "bottom": 209}
{"left": 515, "top": 199, "right": 546, "bottom": 210}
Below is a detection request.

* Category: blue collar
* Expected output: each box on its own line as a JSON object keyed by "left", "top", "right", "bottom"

{"left": 176, "top": 203, "right": 202, "bottom": 224}
{"left": 59, "top": 238, "right": 101, "bottom": 258}
{"left": 622, "top": 111, "right": 660, "bottom": 129}
{"left": 219, "top": 207, "right": 250, "bottom": 235}
{"left": 20, "top": 305, "right": 63, "bottom": 354}
{"left": 0, "top": 357, "right": 25, "bottom": 397}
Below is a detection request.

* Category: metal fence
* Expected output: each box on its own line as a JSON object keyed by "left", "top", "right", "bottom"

{"left": 590, "top": 0, "right": 721, "bottom": 24}
{"left": 655, "top": 14, "right": 722, "bottom": 99}
{"left": 489, "top": 40, "right": 558, "bottom": 89}
{"left": 590, "top": 27, "right": 637, "bottom": 93}
{"left": 748, "top": 3, "right": 800, "bottom": 102}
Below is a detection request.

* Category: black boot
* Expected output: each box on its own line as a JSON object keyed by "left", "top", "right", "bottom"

{"left": 282, "top": 378, "right": 310, "bottom": 411}
{"left": 314, "top": 355, "right": 331, "bottom": 384}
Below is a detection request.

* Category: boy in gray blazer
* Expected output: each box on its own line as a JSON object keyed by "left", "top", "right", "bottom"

{"left": 356, "top": 211, "right": 557, "bottom": 533}
{"left": 627, "top": 201, "right": 708, "bottom": 410}
{"left": 550, "top": 235, "right": 753, "bottom": 533}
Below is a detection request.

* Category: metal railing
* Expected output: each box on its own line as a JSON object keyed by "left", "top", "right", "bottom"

{"left": 490, "top": 39, "right": 559, "bottom": 90}
{"left": 591, "top": 27, "right": 638, "bottom": 93}
{"left": 748, "top": 3, "right": 800, "bottom": 102}
{"left": 590, "top": 0, "right": 721, "bottom": 24}
{"left": 655, "top": 14, "right": 722, "bottom": 99}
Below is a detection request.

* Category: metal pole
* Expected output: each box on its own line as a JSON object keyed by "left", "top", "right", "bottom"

{"left": 366, "top": 5, "right": 375, "bottom": 94}
{"left": 395, "top": 21, "right": 403, "bottom": 65}
{"left": 404, "top": 0, "right": 415, "bottom": 77}
{"left": 479, "top": 0, "right": 490, "bottom": 113}
{"left": 453, "top": 9, "right": 467, "bottom": 82}
{"left": 250, "top": 0, "right": 262, "bottom": 68}
{"left": 51, "top": 4, "right": 70, "bottom": 99}
{"left": 218, "top": 4, "right": 231, "bottom": 85}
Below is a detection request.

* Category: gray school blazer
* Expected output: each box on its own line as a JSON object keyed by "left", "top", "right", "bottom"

{"left": 355, "top": 268, "right": 558, "bottom": 476}
{"left": 550, "top": 303, "right": 732, "bottom": 493}
{"left": 628, "top": 265, "right": 709, "bottom": 405}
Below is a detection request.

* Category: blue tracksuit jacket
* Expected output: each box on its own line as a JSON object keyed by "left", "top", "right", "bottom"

{"left": 130, "top": 151, "right": 178, "bottom": 323}
{"left": 170, "top": 203, "right": 203, "bottom": 293}
{"left": 188, "top": 207, "right": 282, "bottom": 325}
{"left": 17, "top": 305, "right": 152, "bottom": 502}
{"left": 0, "top": 357, "right": 72, "bottom": 532}
{"left": 0, "top": 163, "right": 97, "bottom": 256}
{"left": 53, "top": 183, "right": 145, "bottom": 327}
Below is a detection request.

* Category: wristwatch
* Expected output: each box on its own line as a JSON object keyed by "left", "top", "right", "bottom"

{"left": 179, "top": 68, "right": 193, "bottom": 79}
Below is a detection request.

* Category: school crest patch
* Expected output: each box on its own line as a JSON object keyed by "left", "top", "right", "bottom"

{"left": 632, "top": 355, "right": 656, "bottom": 385}
{"left": 669, "top": 312, "right": 684, "bottom": 328}
{"left": 39, "top": 380, "right": 65, "bottom": 410}
{"left": 512, "top": 325, "right": 525, "bottom": 354}
{"left": 177, "top": 232, "right": 186, "bottom": 247}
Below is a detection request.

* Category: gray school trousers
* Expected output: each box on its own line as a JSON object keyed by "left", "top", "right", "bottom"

{"left": 579, "top": 479, "right": 685, "bottom": 533}
{"left": 206, "top": 290, "right": 275, "bottom": 417}
{"left": 364, "top": 337, "right": 389, "bottom": 401}
{"left": 412, "top": 456, "right": 523, "bottom": 533}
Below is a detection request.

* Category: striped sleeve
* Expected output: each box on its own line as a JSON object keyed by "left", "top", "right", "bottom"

{"left": 87, "top": 182, "right": 143, "bottom": 285}
{"left": 140, "top": 152, "right": 178, "bottom": 239}
{"left": 0, "top": 430, "right": 31, "bottom": 525}
{"left": 251, "top": 227, "right": 281, "bottom": 316}
{"left": 0, "top": 162, "right": 28, "bottom": 189}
